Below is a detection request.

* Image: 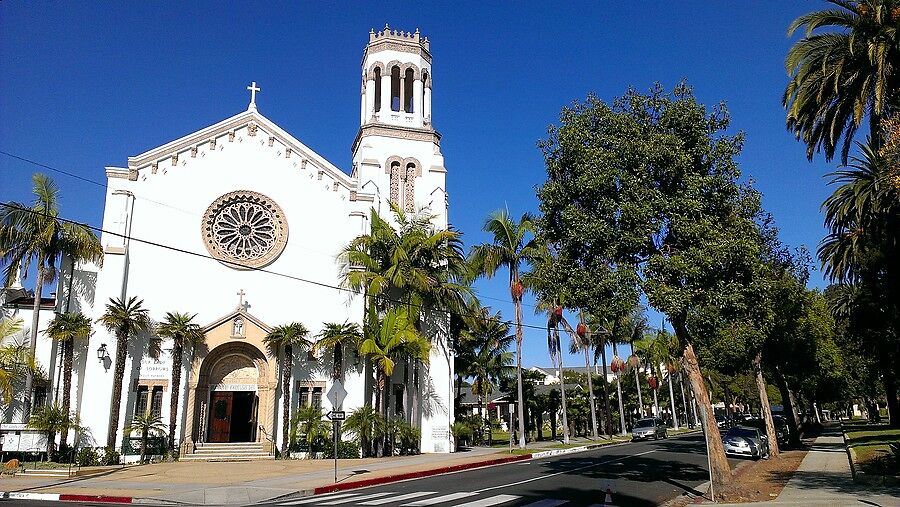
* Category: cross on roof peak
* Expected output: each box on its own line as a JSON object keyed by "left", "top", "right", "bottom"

{"left": 247, "top": 81, "right": 260, "bottom": 110}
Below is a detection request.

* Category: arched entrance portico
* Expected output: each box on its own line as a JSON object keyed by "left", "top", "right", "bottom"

{"left": 181, "top": 341, "right": 276, "bottom": 454}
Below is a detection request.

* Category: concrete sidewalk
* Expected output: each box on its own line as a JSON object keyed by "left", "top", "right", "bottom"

{"left": 714, "top": 424, "right": 899, "bottom": 506}
{"left": 0, "top": 432, "right": 680, "bottom": 505}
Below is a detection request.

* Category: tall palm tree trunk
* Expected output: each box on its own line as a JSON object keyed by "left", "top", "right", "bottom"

{"left": 613, "top": 342, "right": 626, "bottom": 435}
{"left": 678, "top": 372, "right": 688, "bottom": 428}
{"left": 556, "top": 327, "right": 570, "bottom": 444}
{"left": 280, "top": 345, "right": 292, "bottom": 458}
{"left": 634, "top": 367, "right": 643, "bottom": 418}
{"left": 652, "top": 380, "right": 659, "bottom": 417}
{"left": 514, "top": 289, "right": 526, "bottom": 449}
{"left": 59, "top": 339, "right": 74, "bottom": 449}
{"left": 668, "top": 371, "right": 679, "bottom": 429}
{"left": 23, "top": 262, "right": 46, "bottom": 420}
{"left": 598, "top": 342, "right": 612, "bottom": 437}
{"left": 753, "top": 351, "right": 779, "bottom": 457}
{"left": 583, "top": 347, "right": 598, "bottom": 439}
{"left": 168, "top": 341, "right": 184, "bottom": 457}
{"left": 107, "top": 332, "right": 128, "bottom": 449}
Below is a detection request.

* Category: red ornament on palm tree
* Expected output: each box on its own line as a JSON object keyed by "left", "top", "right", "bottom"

{"left": 610, "top": 356, "right": 625, "bottom": 374}
{"left": 576, "top": 322, "right": 588, "bottom": 338}
{"left": 648, "top": 376, "right": 659, "bottom": 390}
{"left": 554, "top": 306, "right": 563, "bottom": 320}
{"left": 511, "top": 281, "right": 525, "bottom": 299}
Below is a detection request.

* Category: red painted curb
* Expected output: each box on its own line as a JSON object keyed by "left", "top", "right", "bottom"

{"left": 314, "top": 454, "right": 533, "bottom": 495}
{"left": 59, "top": 494, "right": 133, "bottom": 503}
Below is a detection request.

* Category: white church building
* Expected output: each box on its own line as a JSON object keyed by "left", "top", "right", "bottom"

{"left": 1, "top": 27, "right": 454, "bottom": 459}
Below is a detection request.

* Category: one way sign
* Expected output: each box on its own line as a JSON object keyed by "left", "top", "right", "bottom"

{"left": 327, "top": 410, "right": 346, "bottom": 421}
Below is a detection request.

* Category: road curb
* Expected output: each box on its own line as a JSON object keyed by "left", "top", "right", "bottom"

{"left": 1, "top": 492, "right": 133, "bottom": 503}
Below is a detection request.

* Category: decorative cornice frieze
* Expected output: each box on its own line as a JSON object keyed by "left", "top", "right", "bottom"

{"left": 352, "top": 124, "right": 441, "bottom": 153}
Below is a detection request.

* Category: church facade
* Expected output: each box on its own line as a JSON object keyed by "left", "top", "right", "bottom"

{"left": 1, "top": 27, "right": 454, "bottom": 458}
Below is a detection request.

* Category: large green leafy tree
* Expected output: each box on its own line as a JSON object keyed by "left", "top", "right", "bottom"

{"left": 819, "top": 142, "right": 899, "bottom": 425}
{"left": 156, "top": 312, "right": 205, "bottom": 456}
{"left": 537, "top": 84, "right": 769, "bottom": 489}
{"left": 97, "top": 296, "right": 151, "bottom": 450}
{"left": 45, "top": 312, "right": 91, "bottom": 450}
{"left": 469, "top": 209, "right": 541, "bottom": 449}
{"left": 784, "top": 0, "right": 900, "bottom": 162}
{"left": 263, "top": 322, "right": 312, "bottom": 458}
{"left": 0, "top": 173, "right": 102, "bottom": 418}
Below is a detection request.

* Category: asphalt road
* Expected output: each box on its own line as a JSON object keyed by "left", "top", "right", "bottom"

{"left": 269, "top": 433, "right": 738, "bottom": 507}
{"left": 3, "top": 433, "right": 739, "bottom": 507}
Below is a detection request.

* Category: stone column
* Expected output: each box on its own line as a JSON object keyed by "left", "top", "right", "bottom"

{"left": 180, "top": 384, "right": 198, "bottom": 456}
{"left": 424, "top": 84, "right": 432, "bottom": 124}
{"left": 413, "top": 78, "right": 423, "bottom": 125}
{"left": 365, "top": 78, "right": 375, "bottom": 122}
{"left": 400, "top": 75, "right": 406, "bottom": 113}
{"left": 380, "top": 73, "right": 391, "bottom": 119}
{"left": 360, "top": 86, "right": 366, "bottom": 125}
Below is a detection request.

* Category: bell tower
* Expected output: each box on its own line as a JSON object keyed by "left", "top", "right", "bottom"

{"left": 351, "top": 25, "right": 447, "bottom": 229}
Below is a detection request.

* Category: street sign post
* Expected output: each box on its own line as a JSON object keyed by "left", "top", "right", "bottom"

{"left": 326, "top": 382, "right": 348, "bottom": 483}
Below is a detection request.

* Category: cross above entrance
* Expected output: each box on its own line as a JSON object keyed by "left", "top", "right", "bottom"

{"left": 236, "top": 289, "right": 246, "bottom": 310}
{"left": 247, "top": 81, "right": 260, "bottom": 110}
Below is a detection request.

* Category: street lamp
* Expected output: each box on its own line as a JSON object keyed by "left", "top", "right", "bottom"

{"left": 97, "top": 343, "right": 109, "bottom": 363}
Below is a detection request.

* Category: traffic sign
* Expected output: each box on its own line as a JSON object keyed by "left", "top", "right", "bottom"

{"left": 327, "top": 410, "right": 346, "bottom": 421}
{"left": 326, "top": 381, "right": 347, "bottom": 409}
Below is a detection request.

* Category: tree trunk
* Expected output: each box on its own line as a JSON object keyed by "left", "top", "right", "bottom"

{"left": 668, "top": 371, "right": 679, "bottom": 429}
{"left": 513, "top": 286, "right": 526, "bottom": 449}
{"left": 584, "top": 347, "right": 599, "bottom": 439}
{"left": 140, "top": 429, "right": 147, "bottom": 464}
{"left": 557, "top": 326, "right": 570, "bottom": 444}
{"left": 478, "top": 394, "right": 485, "bottom": 445}
{"left": 23, "top": 262, "right": 46, "bottom": 421}
{"left": 598, "top": 340, "right": 613, "bottom": 438}
{"left": 652, "top": 384, "right": 659, "bottom": 418}
{"left": 680, "top": 338, "right": 731, "bottom": 489}
{"left": 613, "top": 343, "right": 627, "bottom": 435}
{"left": 752, "top": 351, "right": 779, "bottom": 458}
{"left": 550, "top": 409, "right": 557, "bottom": 439}
{"left": 107, "top": 332, "right": 128, "bottom": 449}
{"left": 634, "top": 367, "right": 644, "bottom": 418}
{"left": 280, "top": 344, "right": 292, "bottom": 458}
{"left": 59, "top": 339, "right": 74, "bottom": 448}
{"left": 880, "top": 358, "right": 900, "bottom": 428}
{"left": 168, "top": 340, "right": 183, "bottom": 459}
{"left": 679, "top": 372, "right": 688, "bottom": 429}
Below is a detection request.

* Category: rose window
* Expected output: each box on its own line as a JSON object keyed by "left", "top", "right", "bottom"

{"left": 202, "top": 191, "right": 288, "bottom": 269}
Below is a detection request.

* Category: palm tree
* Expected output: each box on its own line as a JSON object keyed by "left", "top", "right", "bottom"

{"left": 819, "top": 143, "right": 900, "bottom": 426}
{"left": 360, "top": 306, "right": 430, "bottom": 455}
{"left": 97, "top": 296, "right": 151, "bottom": 449}
{"left": 27, "top": 403, "right": 77, "bottom": 460}
{"left": 0, "top": 173, "right": 103, "bottom": 418}
{"left": 156, "top": 312, "right": 205, "bottom": 457}
{"left": 343, "top": 404, "right": 381, "bottom": 457}
{"left": 44, "top": 312, "right": 91, "bottom": 449}
{"left": 784, "top": 0, "right": 900, "bottom": 162}
{"left": 123, "top": 413, "right": 167, "bottom": 464}
{"left": 469, "top": 209, "right": 540, "bottom": 449}
{"left": 263, "top": 322, "right": 312, "bottom": 458}
{"left": 0, "top": 318, "right": 42, "bottom": 406}
{"left": 291, "top": 405, "right": 331, "bottom": 456}
{"left": 315, "top": 322, "right": 362, "bottom": 383}
{"left": 464, "top": 308, "right": 514, "bottom": 444}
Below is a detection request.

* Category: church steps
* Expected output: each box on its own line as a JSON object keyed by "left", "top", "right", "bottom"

{"left": 181, "top": 441, "right": 274, "bottom": 461}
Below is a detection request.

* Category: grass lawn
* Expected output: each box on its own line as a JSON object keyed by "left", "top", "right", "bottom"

{"left": 844, "top": 423, "right": 900, "bottom": 479}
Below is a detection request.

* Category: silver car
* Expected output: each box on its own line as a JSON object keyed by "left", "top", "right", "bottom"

{"left": 722, "top": 425, "right": 770, "bottom": 460}
{"left": 631, "top": 417, "right": 667, "bottom": 441}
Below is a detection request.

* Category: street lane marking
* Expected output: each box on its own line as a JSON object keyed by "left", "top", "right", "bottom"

{"left": 359, "top": 491, "right": 436, "bottom": 505}
{"left": 318, "top": 492, "right": 395, "bottom": 504}
{"left": 474, "top": 449, "right": 657, "bottom": 494}
{"left": 279, "top": 493, "right": 361, "bottom": 505}
{"left": 519, "top": 500, "right": 568, "bottom": 507}
{"left": 402, "top": 492, "right": 478, "bottom": 505}
{"left": 453, "top": 494, "right": 520, "bottom": 506}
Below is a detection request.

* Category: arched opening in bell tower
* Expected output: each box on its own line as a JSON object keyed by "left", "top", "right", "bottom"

{"left": 404, "top": 68, "right": 415, "bottom": 113}
{"left": 390, "top": 66, "right": 401, "bottom": 111}
{"left": 374, "top": 67, "right": 382, "bottom": 113}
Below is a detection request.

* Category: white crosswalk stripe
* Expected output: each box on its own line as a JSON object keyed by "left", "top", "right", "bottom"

{"left": 452, "top": 494, "right": 520, "bottom": 507}
{"left": 319, "top": 492, "right": 397, "bottom": 504}
{"left": 518, "top": 500, "right": 568, "bottom": 507}
{"left": 358, "top": 491, "right": 437, "bottom": 505}
{"left": 401, "top": 491, "right": 478, "bottom": 505}
{"left": 278, "top": 492, "right": 362, "bottom": 505}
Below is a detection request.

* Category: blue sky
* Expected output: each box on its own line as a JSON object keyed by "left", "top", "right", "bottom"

{"left": 1, "top": 2, "right": 839, "bottom": 368}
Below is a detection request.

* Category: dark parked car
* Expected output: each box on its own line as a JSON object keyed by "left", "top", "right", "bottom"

{"left": 743, "top": 417, "right": 790, "bottom": 446}
{"left": 632, "top": 417, "right": 667, "bottom": 441}
{"left": 722, "top": 425, "right": 770, "bottom": 460}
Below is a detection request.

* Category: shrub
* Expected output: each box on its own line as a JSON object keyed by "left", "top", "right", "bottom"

{"left": 101, "top": 447, "right": 120, "bottom": 466}
{"left": 451, "top": 422, "right": 473, "bottom": 448}
{"left": 321, "top": 440, "right": 361, "bottom": 459}
{"left": 397, "top": 421, "right": 421, "bottom": 455}
{"left": 75, "top": 447, "right": 98, "bottom": 467}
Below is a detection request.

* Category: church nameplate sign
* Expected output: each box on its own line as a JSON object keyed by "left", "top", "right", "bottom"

{"left": 210, "top": 383, "right": 257, "bottom": 392}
